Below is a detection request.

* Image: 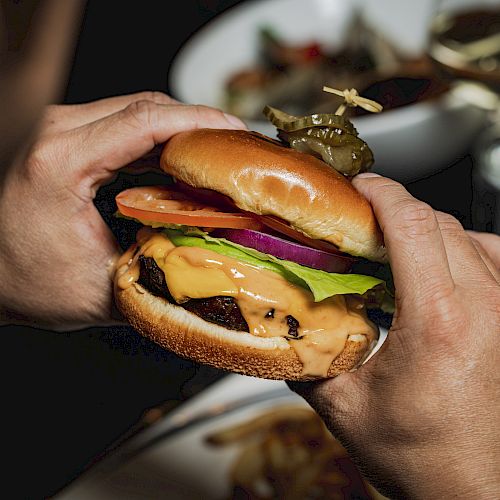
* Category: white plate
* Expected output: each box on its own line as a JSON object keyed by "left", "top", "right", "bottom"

{"left": 58, "top": 377, "right": 299, "bottom": 499}
{"left": 57, "top": 329, "right": 388, "bottom": 499}
{"left": 168, "top": 0, "right": 489, "bottom": 182}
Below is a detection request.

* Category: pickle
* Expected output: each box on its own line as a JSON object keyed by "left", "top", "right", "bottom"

{"left": 263, "top": 105, "right": 356, "bottom": 135}
{"left": 264, "top": 105, "right": 374, "bottom": 176}
{"left": 278, "top": 129, "right": 373, "bottom": 175}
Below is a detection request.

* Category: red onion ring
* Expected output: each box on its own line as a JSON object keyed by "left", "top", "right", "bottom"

{"left": 212, "top": 229, "right": 355, "bottom": 273}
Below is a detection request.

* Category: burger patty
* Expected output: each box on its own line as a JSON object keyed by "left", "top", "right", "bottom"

{"left": 137, "top": 255, "right": 300, "bottom": 337}
{"left": 138, "top": 256, "right": 249, "bottom": 331}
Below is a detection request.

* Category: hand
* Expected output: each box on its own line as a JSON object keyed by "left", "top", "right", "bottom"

{"left": 291, "top": 173, "right": 500, "bottom": 499}
{"left": 0, "top": 91, "right": 246, "bottom": 330}
{"left": 467, "top": 230, "right": 500, "bottom": 270}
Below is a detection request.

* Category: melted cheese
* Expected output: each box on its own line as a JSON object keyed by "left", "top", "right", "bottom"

{"left": 116, "top": 229, "right": 377, "bottom": 377}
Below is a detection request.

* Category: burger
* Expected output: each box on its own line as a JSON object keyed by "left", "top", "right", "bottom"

{"left": 113, "top": 128, "right": 388, "bottom": 381}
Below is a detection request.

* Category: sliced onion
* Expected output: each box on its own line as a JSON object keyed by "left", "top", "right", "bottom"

{"left": 212, "top": 229, "right": 355, "bottom": 273}
{"left": 256, "top": 215, "right": 348, "bottom": 255}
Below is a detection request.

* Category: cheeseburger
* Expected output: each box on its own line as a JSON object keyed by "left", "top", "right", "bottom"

{"left": 114, "top": 124, "right": 388, "bottom": 381}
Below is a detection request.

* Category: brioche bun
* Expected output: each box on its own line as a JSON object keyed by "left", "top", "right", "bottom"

{"left": 160, "top": 129, "right": 386, "bottom": 262}
{"left": 114, "top": 128, "right": 384, "bottom": 381}
{"left": 114, "top": 281, "right": 375, "bottom": 381}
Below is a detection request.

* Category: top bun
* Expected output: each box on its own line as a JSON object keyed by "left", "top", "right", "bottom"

{"left": 160, "top": 129, "right": 386, "bottom": 262}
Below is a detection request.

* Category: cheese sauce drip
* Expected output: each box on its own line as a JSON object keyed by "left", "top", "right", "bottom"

{"left": 116, "top": 229, "right": 377, "bottom": 377}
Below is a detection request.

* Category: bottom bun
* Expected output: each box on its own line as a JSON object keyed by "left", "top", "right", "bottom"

{"left": 115, "top": 282, "right": 376, "bottom": 381}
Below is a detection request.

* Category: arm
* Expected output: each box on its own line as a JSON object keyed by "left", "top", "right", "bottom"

{"left": 0, "top": 91, "right": 246, "bottom": 330}
{"left": 291, "top": 173, "right": 500, "bottom": 499}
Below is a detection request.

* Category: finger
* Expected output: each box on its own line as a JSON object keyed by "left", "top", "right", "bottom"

{"left": 40, "top": 91, "right": 180, "bottom": 136}
{"left": 466, "top": 231, "right": 500, "bottom": 269}
{"left": 44, "top": 100, "right": 247, "bottom": 195}
{"left": 287, "top": 380, "right": 332, "bottom": 426}
{"left": 352, "top": 173, "right": 455, "bottom": 308}
{"left": 466, "top": 231, "right": 500, "bottom": 281}
{"left": 287, "top": 375, "right": 356, "bottom": 443}
{"left": 434, "top": 212, "right": 499, "bottom": 287}
{"left": 469, "top": 237, "right": 500, "bottom": 284}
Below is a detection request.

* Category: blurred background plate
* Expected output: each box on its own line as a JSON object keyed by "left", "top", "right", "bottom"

{"left": 57, "top": 376, "right": 300, "bottom": 500}
{"left": 169, "top": 0, "right": 491, "bottom": 182}
{"left": 56, "top": 328, "right": 388, "bottom": 499}
{"left": 56, "top": 375, "right": 386, "bottom": 499}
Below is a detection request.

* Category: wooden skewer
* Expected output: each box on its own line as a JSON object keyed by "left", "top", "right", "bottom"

{"left": 323, "top": 86, "right": 383, "bottom": 116}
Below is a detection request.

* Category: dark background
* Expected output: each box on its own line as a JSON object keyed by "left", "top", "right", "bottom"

{"left": 2, "top": 1, "right": 495, "bottom": 498}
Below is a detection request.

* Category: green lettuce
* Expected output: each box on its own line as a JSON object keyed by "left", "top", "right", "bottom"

{"left": 163, "top": 229, "right": 384, "bottom": 302}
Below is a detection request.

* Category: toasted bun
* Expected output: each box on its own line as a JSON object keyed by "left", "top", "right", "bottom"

{"left": 160, "top": 129, "right": 386, "bottom": 262}
{"left": 114, "top": 281, "right": 377, "bottom": 381}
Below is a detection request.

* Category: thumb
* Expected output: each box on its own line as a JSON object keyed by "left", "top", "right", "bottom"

{"left": 288, "top": 370, "right": 359, "bottom": 437}
{"left": 52, "top": 101, "right": 246, "bottom": 196}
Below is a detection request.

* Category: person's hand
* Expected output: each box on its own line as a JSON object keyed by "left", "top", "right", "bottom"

{"left": 467, "top": 230, "right": 500, "bottom": 269}
{"left": 0, "top": 91, "right": 246, "bottom": 330}
{"left": 290, "top": 173, "right": 500, "bottom": 499}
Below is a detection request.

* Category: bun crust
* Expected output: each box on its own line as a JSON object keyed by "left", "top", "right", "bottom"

{"left": 114, "top": 281, "right": 376, "bottom": 381}
{"left": 160, "top": 129, "right": 386, "bottom": 262}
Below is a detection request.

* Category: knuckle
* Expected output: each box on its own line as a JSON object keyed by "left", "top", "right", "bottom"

{"left": 190, "top": 104, "right": 209, "bottom": 123}
{"left": 422, "top": 288, "right": 468, "bottom": 340}
{"left": 20, "top": 145, "right": 49, "bottom": 184}
{"left": 124, "top": 100, "right": 160, "bottom": 128}
{"left": 24, "top": 141, "right": 49, "bottom": 174}
{"left": 22, "top": 137, "right": 70, "bottom": 186}
{"left": 434, "top": 296, "right": 464, "bottom": 329}
{"left": 190, "top": 103, "right": 223, "bottom": 121}
{"left": 436, "top": 211, "right": 470, "bottom": 250}
{"left": 436, "top": 211, "right": 463, "bottom": 234}
{"left": 134, "top": 90, "right": 170, "bottom": 104}
{"left": 393, "top": 200, "right": 438, "bottom": 237}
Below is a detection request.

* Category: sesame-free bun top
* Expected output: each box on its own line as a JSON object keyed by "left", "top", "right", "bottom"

{"left": 160, "top": 129, "right": 386, "bottom": 262}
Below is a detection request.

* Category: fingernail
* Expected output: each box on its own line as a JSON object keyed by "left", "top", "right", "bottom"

{"left": 223, "top": 113, "right": 247, "bottom": 129}
{"left": 355, "top": 172, "right": 381, "bottom": 179}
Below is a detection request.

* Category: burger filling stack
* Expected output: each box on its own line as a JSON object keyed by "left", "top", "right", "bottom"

{"left": 114, "top": 91, "right": 392, "bottom": 381}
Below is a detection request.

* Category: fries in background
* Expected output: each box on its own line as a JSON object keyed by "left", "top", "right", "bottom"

{"left": 206, "top": 405, "right": 386, "bottom": 500}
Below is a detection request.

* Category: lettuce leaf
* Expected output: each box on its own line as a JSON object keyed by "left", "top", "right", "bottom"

{"left": 164, "top": 229, "right": 384, "bottom": 302}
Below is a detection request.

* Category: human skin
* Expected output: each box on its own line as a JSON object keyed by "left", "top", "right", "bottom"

{"left": 290, "top": 173, "right": 500, "bottom": 499}
{"left": 0, "top": 91, "right": 246, "bottom": 329}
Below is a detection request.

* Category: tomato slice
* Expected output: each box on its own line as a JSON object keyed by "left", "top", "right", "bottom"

{"left": 256, "top": 215, "right": 350, "bottom": 256}
{"left": 115, "top": 186, "right": 264, "bottom": 230}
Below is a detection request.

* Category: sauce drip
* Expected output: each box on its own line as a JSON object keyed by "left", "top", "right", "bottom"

{"left": 116, "top": 229, "right": 377, "bottom": 376}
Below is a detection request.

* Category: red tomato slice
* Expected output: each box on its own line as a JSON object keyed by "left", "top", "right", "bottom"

{"left": 116, "top": 186, "right": 264, "bottom": 230}
{"left": 256, "top": 215, "right": 349, "bottom": 256}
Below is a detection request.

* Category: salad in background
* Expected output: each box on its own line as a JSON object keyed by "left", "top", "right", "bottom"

{"left": 223, "top": 16, "right": 448, "bottom": 121}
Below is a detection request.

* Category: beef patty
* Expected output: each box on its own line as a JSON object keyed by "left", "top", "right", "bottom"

{"left": 137, "top": 256, "right": 249, "bottom": 331}
{"left": 137, "top": 255, "right": 300, "bottom": 337}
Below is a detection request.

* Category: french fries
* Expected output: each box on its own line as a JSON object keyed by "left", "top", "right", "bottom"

{"left": 205, "top": 405, "right": 382, "bottom": 499}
